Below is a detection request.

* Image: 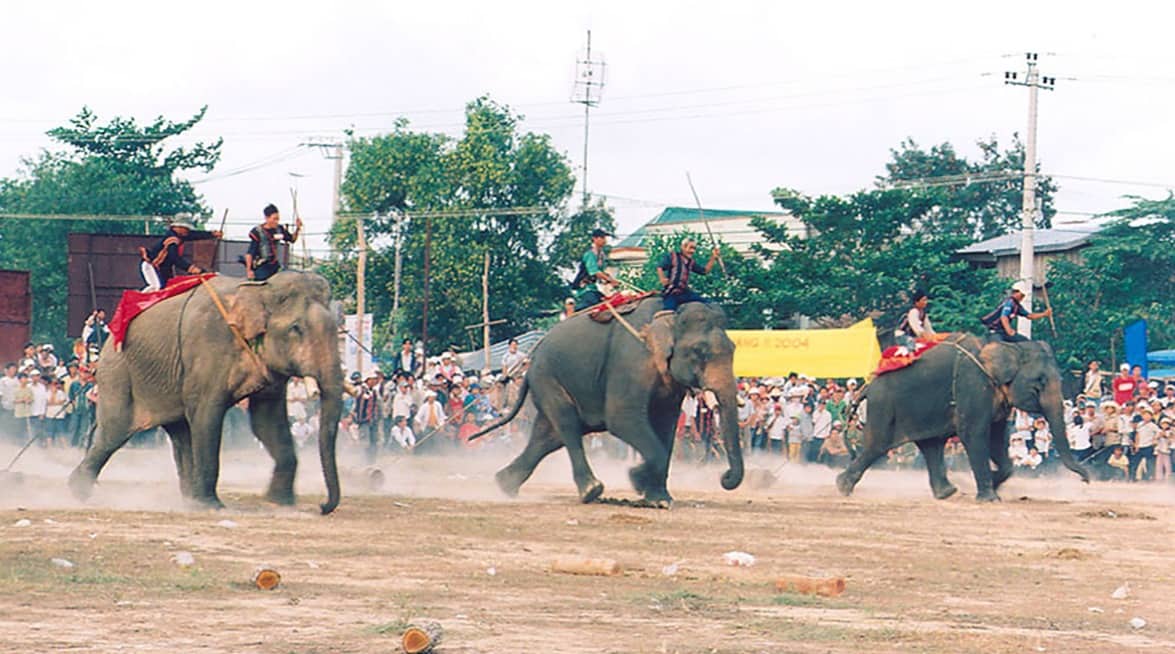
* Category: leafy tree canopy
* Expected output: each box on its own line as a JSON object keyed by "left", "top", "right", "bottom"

{"left": 0, "top": 107, "right": 221, "bottom": 342}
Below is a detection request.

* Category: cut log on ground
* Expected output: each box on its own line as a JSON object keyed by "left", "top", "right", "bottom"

{"left": 774, "top": 575, "right": 845, "bottom": 597}
{"left": 252, "top": 567, "right": 282, "bottom": 590}
{"left": 401, "top": 621, "right": 444, "bottom": 654}
{"left": 551, "top": 557, "right": 621, "bottom": 576}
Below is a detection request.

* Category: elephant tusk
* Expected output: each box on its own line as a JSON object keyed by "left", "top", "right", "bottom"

{"left": 702, "top": 390, "right": 719, "bottom": 410}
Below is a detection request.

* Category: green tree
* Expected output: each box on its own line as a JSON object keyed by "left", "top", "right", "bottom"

{"left": 1047, "top": 195, "right": 1175, "bottom": 371}
{"left": 0, "top": 107, "right": 221, "bottom": 342}
{"left": 330, "top": 96, "right": 588, "bottom": 355}
{"left": 880, "top": 135, "right": 1057, "bottom": 240}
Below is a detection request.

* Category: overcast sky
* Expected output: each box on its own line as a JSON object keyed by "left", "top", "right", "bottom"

{"left": 5, "top": 1, "right": 1175, "bottom": 254}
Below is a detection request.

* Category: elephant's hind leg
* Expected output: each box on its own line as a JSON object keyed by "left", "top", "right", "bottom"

{"left": 915, "top": 437, "right": 957, "bottom": 500}
{"left": 187, "top": 403, "right": 229, "bottom": 510}
{"left": 68, "top": 403, "right": 136, "bottom": 502}
{"left": 249, "top": 393, "right": 297, "bottom": 506}
{"left": 496, "top": 413, "right": 564, "bottom": 498}
{"left": 163, "top": 420, "right": 196, "bottom": 499}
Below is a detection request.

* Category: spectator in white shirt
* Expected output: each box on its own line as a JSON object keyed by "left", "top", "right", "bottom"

{"left": 389, "top": 415, "right": 416, "bottom": 452}
{"left": 414, "top": 391, "right": 446, "bottom": 435}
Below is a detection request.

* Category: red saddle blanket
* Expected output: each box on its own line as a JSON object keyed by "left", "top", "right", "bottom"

{"left": 589, "top": 290, "right": 656, "bottom": 321}
{"left": 109, "top": 273, "right": 218, "bottom": 348}
{"left": 874, "top": 333, "right": 951, "bottom": 376}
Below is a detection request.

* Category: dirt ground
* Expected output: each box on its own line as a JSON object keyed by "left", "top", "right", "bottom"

{"left": 0, "top": 439, "right": 1172, "bottom": 654}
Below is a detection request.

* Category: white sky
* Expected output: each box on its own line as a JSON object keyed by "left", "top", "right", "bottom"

{"left": 5, "top": 0, "right": 1175, "bottom": 255}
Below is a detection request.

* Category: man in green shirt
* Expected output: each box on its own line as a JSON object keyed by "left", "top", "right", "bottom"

{"left": 572, "top": 228, "right": 618, "bottom": 310}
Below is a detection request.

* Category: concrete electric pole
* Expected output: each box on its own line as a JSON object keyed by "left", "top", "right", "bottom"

{"left": 571, "top": 30, "right": 605, "bottom": 209}
{"left": 1004, "top": 53, "right": 1055, "bottom": 338}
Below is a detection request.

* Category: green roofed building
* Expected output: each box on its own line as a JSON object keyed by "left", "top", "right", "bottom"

{"left": 610, "top": 206, "right": 803, "bottom": 267}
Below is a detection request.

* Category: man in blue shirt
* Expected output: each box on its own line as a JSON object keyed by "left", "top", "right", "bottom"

{"left": 572, "top": 228, "right": 618, "bottom": 310}
{"left": 984, "top": 282, "right": 1052, "bottom": 342}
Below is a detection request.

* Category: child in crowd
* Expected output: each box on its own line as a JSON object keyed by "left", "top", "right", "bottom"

{"left": 1106, "top": 446, "right": 1130, "bottom": 480}
{"left": 1156, "top": 417, "right": 1172, "bottom": 482}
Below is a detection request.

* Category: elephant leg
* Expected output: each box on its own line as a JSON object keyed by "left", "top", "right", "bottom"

{"left": 250, "top": 393, "right": 297, "bottom": 506}
{"left": 961, "top": 424, "right": 999, "bottom": 502}
{"left": 163, "top": 420, "right": 195, "bottom": 499}
{"left": 988, "top": 418, "right": 1013, "bottom": 490}
{"left": 68, "top": 401, "right": 136, "bottom": 501}
{"left": 835, "top": 423, "right": 891, "bottom": 497}
{"left": 187, "top": 403, "right": 229, "bottom": 510}
{"left": 611, "top": 413, "right": 673, "bottom": 506}
{"left": 496, "top": 413, "right": 564, "bottom": 497}
{"left": 915, "top": 437, "right": 957, "bottom": 500}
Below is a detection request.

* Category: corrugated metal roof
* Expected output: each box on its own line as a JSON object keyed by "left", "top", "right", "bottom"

{"left": 458, "top": 329, "right": 545, "bottom": 372}
{"left": 613, "top": 206, "right": 789, "bottom": 250}
{"left": 956, "top": 227, "right": 1100, "bottom": 259}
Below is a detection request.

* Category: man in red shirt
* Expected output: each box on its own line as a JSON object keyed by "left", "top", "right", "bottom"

{"left": 1112, "top": 364, "right": 1137, "bottom": 406}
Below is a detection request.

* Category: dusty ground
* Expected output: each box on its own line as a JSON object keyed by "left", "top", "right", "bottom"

{"left": 0, "top": 439, "right": 1172, "bottom": 654}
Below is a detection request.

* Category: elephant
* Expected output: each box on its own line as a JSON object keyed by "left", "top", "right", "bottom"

{"left": 836, "top": 334, "right": 1090, "bottom": 501}
{"left": 68, "top": 271, "right": 344, "bottom": 514}
{"left": 469, "top": 298, "right": 744, "bottom": 506}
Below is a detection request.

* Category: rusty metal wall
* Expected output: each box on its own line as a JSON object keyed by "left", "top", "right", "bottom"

{"left": 0, "top": 270, "right": 31, "bottom": 363}
{"left": 66, "top": 234, "right": 286, "bottom": 337}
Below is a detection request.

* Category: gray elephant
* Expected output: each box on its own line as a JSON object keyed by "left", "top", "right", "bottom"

{"left": 470, "top": 299, "right": 744, "bottom": 506}
{"left": 68, "top": 271, "right": 344, "bottom": 514}
{"left": 836, "top": 335, "right": 1089, "bottom": 501}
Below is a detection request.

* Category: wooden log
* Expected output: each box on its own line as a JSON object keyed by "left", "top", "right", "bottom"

{"left": 551, "top": 557, "right": 621, "bottom": 576}
{"left": 252, "top": 566, "right": 282, "bottom": 590}
{"left": 401, "top": 621, "right": 444, "bottom": 654}
{"left": 774, "top": 575, "right": 845, "bottom": 597}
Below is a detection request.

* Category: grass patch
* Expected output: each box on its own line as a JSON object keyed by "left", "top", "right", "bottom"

{"left": 647, "top": 590, "right": 710, "bottom": 611}
{"left": 369, "top": 618, "right": 413, "bottom": 635}
{"left": 771, "top": 592, "right": 828, "bottom": 607}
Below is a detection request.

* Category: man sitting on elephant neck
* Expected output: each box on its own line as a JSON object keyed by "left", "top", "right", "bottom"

{"left": 657, "top": 238, "right": 719, "bottom": 312}
{"left": 138, "top": 214, "right": 222, "bottom": 292}
{"left": 982, "top": 282, "right": 1052, "bottom": 343}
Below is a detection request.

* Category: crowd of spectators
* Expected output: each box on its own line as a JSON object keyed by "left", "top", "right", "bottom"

{"left": 0, "top": 312, "right": 109, "bottom": 450}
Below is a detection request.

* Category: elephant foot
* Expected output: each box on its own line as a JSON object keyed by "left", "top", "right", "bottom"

{"left": 265, "top": 489, "right": 296, "bottom": 506}
{"left": 629, "top": 463, "right": 659, "bottom": 495}
{"left": 186, "top": 495, "right": 226, "bottom": 511}
{"left": 579, "top": 479, "right": 605, "bottom": 504}
{"left": 835, "top": 471, "right": 856, "bottom": 497}
{"left": 68, "top": 468, "right": 96, "bottom": 502}
{"left": 993, "top": 468, "right": 1013, "bottom": 490}
{"left": 975, "top": 489, "right": 1001, "bottom": 503}
{"left": 642, "top": 489, "right": 674, "bottom": 509}
{"left": 495, "top": 467, "right": 523, "bottom": 498}
{"left": 932, "top": 484, "right": 959, "bottom": 500}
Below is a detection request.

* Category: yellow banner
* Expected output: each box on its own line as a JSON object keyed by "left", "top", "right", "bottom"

{"left": 728, "top": 319, "right": 881, "bottom": 379}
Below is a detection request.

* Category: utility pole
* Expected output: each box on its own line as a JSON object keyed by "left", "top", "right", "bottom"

{"left": 302, "top": 139, "right": 345, "bottom": 229}
{"left": 1004, "top": 53, "right": 1055, "bottom": 338}
{"left": 391, "top": 209, "right": 403, "bottom": 322}
{"left": 482, "top": 251, "right": 491, "bottom": 372}
{"left": 422, "top": 214, "right": 431, "bottom": 354}
{"left": 571, "top": 30, "right": 605, "bottom": 209}
{"left": 355, "top": 212, "right": 368, "bottom": 374}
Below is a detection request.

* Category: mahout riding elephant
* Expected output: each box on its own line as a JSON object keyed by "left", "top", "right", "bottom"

{"left": 470, "top": 299, "right": 744, "bottom": 506}
{"left": 836, "top": 335, "right": 1089, "bottom": 501}
{"left": 69, "top": 271, "right": 344, "bottom": 513}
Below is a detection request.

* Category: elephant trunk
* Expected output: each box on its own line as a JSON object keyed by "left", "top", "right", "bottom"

{"left": 706, "top": 378, "right": 744, "bottom": 490}
{"left": 316, "top": 379, "right": 343, "bottom": 514}
{"left": 1042, "top": 381, "right": 1090, "bottom": 484}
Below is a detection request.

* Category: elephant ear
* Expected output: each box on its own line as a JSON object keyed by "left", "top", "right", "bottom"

{"left": 644, "top": 314, "right": 676, "bottom": 385}
{"left": 228, "top": 285, "right": 269, "bottom": 341}
{"left": 978, "top": 341, "right": 1020, "bottom": 385}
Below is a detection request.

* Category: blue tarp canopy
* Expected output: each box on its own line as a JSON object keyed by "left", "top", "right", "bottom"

{"left": 1148, "top": 349, "right": 1175, "bottom": 367}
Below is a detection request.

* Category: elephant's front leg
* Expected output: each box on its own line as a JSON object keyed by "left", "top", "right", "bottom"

{"left": 187, "top": 403, "right": 229, "bottom": 510}
{"left": 163, "top": 420, "right": 196, "bottom": 499}
{"left": 610, "top": 407, "right": 673, "bottom": 507}
{"left": 914, "top": 437, "right": 957, "bottom": 500}
{"left": 249, "top": 392, "right": 297, "bottom": 506}
{"left": 960, "top": 423, "right": 999, "bottom": 502}
{"left": 988, "top": 419, "right": 1014, "bottom": 491}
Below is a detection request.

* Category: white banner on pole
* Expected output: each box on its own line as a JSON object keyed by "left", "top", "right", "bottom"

{"left": 340, "top": 313, "right": 373, "bottom": 376}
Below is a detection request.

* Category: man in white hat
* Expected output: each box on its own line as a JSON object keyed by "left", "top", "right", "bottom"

{"left": 981, "top": 282, "right": 1052, "bottom": 343}
{"left": 353, "top": 370, "right": 382, "bottom": 463}
{"left": 138, "top": 213, "right": 222, "bottom": 291}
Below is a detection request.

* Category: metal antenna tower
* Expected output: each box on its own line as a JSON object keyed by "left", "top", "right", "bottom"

{"left": 571, "top": 30, "right": 606, "bottom": 208}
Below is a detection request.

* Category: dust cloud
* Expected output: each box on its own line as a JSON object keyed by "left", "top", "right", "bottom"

{"left": 2, "top": 432, "right": 1171, "bottom": 513}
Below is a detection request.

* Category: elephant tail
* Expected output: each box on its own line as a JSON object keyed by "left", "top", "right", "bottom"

{"left": 466, "top": 377, "right": 529, "bottom": 442}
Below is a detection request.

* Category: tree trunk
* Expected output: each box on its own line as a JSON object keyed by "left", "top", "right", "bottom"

{"left": 402, "top": 621, "right": 443, "bottom": 654}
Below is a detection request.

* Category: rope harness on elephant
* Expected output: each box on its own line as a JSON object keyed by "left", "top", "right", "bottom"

{"left": 943, "top": 335, "right": 1010, "bottom": 427}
